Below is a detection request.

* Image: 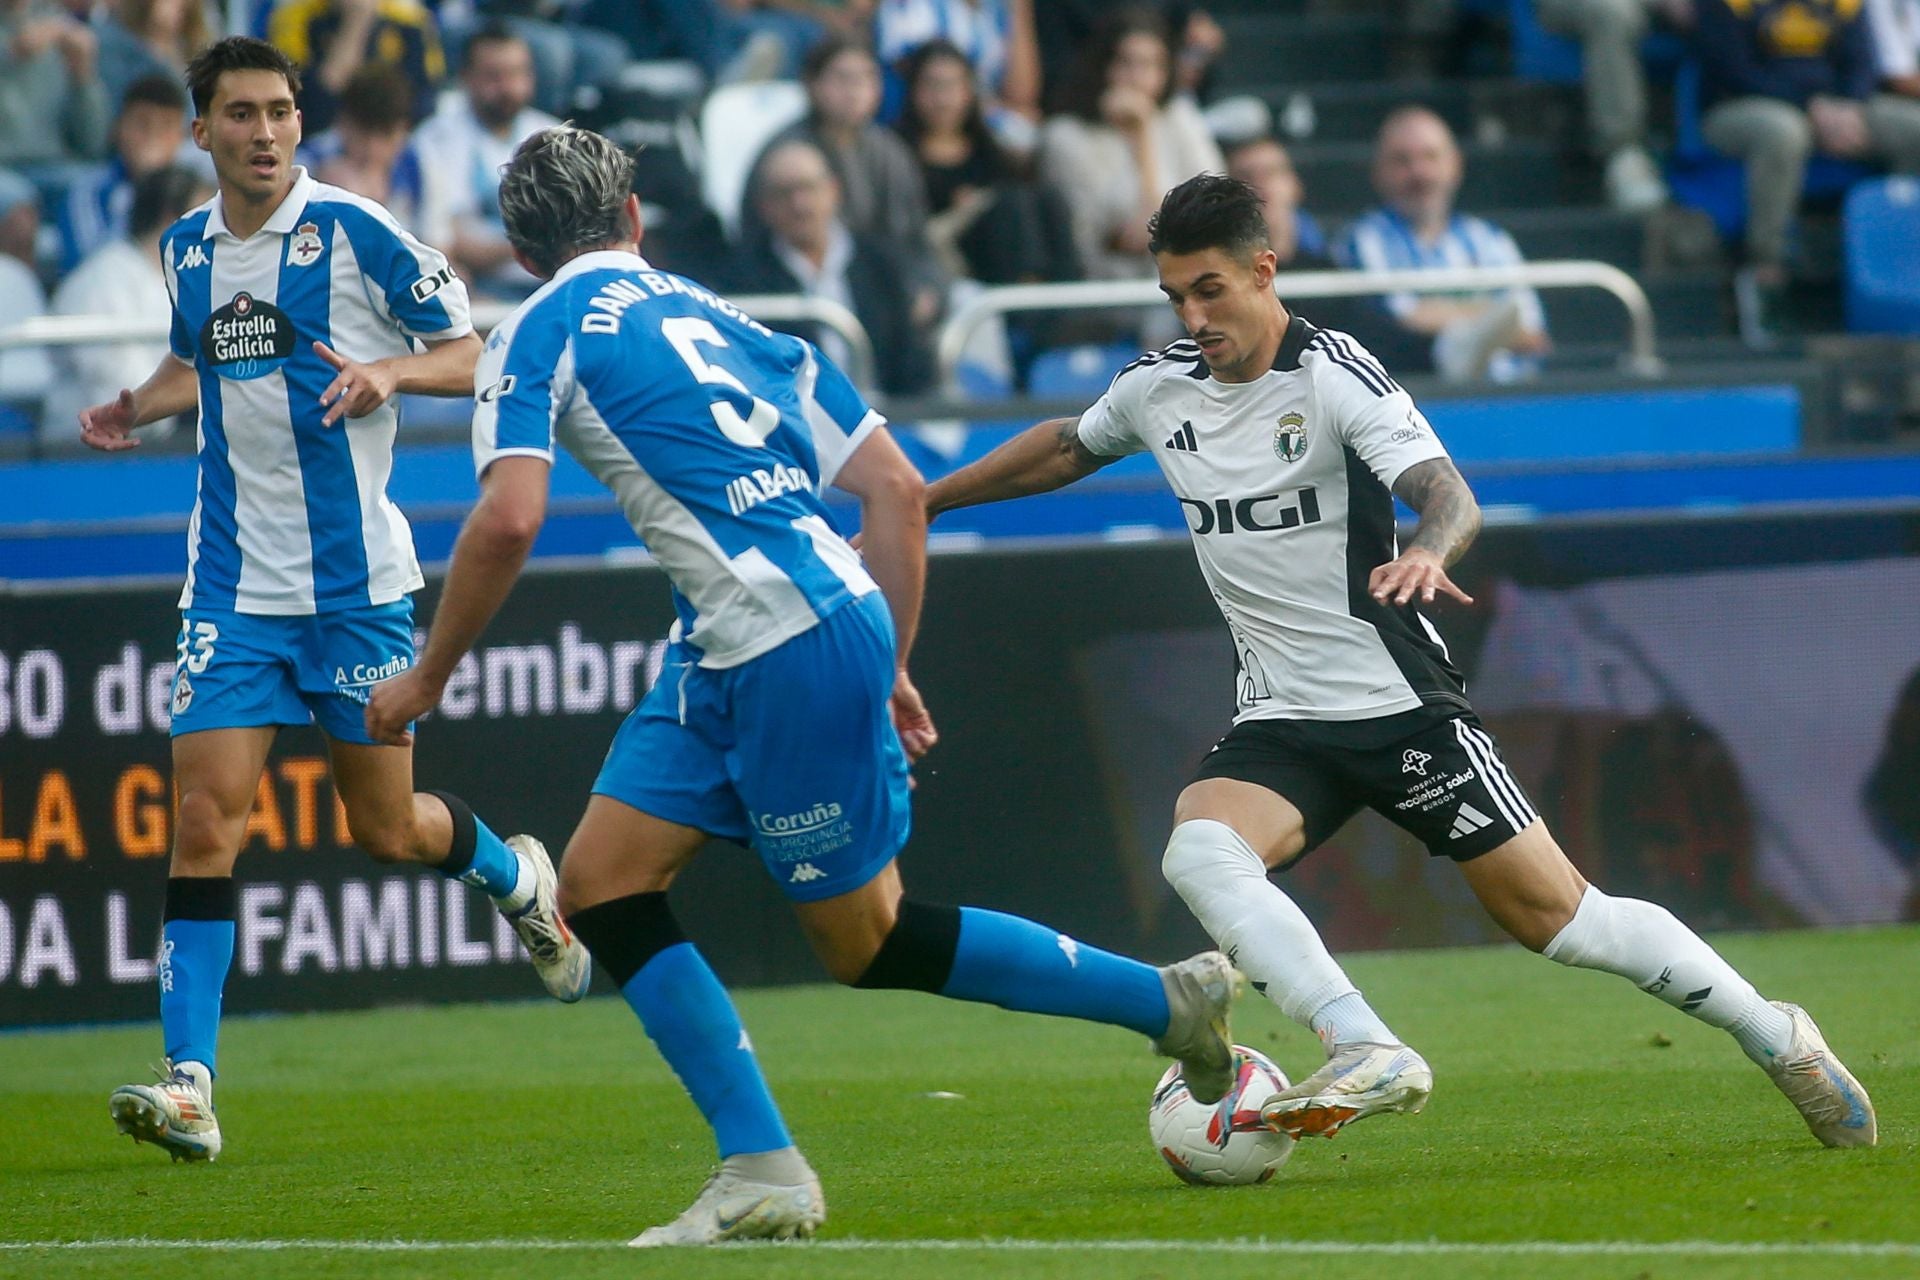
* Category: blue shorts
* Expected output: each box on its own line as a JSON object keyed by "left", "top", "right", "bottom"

{"left": 593, "top": 592, "right": 912, "bottom": 903}
{"left": 168, "top": 602, "right": 417, "bottom": 745}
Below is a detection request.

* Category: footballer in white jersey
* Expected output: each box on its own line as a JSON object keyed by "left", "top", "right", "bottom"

{"left": 922, "top": 173, "right": 1876, "bottom": 1151}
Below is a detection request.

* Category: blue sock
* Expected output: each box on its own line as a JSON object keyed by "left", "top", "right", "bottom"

{"left": 621, "top": 943, "right": 792, "bottom": 1159}
{"left": 429, "top": 791, "right": 525, "bottom": 901}
{"left": 943, "top": 908, "right": 1170, "bottom": 1038}
{"left": 158, "top": 918, "right": 234, "bottom": 1074}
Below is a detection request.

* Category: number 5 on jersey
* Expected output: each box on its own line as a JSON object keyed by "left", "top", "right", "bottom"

{"left": 662, "top": 316, "right": 780, "bottom": 448}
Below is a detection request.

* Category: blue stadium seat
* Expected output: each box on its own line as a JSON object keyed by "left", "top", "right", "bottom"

{"left": 1667, "top": 58, "right": 1874, "bottom": 242}
{"left": 1508, "top": 0, "right": 1687, "bottom": 86}
{"left": 1843, "top": 177, "right": 1920, "bottom": 334}
{"left": 1026, "top": 342, "right": 1137, "bottom": 399}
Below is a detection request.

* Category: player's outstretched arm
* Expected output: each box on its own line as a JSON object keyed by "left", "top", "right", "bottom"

{"left": 78, "top": 354, "right": 197, "bottom": 451}
{"left": 365, "top": 456, "right": 550, "bottom": 745}
{"left": 315, "top": 332, "right": 482, "bottom": 426}
{"left": 1369, "top": 456, "right": 1483, "bottom": 607}
{"left": 923, "top": 416, "right": 1114, "bottom": 521}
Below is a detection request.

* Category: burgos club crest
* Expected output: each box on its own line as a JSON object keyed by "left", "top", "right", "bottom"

{"left": 1274, "top": 411, "right": 1309, "bottom": 463}
{"left": 200, "top": 290, "right": 296, "bottom": 380}
{"left": 288, "top": 220, "right": 325, "bottom": 268}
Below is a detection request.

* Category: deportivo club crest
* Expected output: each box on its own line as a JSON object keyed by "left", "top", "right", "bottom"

{"left": 288, "top": 221, "right": 324, "bottom": 268}
{"left": 1274, "top": 411, "right": 1308, "bottom": 463}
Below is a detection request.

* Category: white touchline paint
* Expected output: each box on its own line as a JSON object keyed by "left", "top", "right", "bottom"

{"left": 1, "top": 1239, "right": 1916, "bottom": 1257}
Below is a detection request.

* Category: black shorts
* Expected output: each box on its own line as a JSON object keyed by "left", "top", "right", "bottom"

{"left": 1192, "top": 706, "right": 1540, "bottom": 861}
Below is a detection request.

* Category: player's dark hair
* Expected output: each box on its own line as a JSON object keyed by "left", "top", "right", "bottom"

{"left": 1051, "top": 6, "right": 1173, "bottom": 121}
{"left": 337, "top": 63, "right": 415, "bottom": 132}
{"left": 185, "top": 36, "right": 300, "bottom": 117}
{"left": 130, "top": 165, "right": 209, "bottom": 240}
{"left": 120, "top": 73, "right": 187, "bottom": 117}
{"left": 498, "top": 123, "right": 636, "bottom": 277}
{"left": 462, "top": 18, "right": 525, "bottom": 69}
{"left": 1148, "top": 172, "right": 1272, "bottom": 259}
{"left": 801, "top": 32, "right": 876, "bottom": 85}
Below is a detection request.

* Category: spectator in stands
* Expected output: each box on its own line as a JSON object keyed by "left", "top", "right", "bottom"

{"left": 307, "top": 63, "right": 425, "bottom": 230}
{"left": 1696, "top": 0, "right": 1920, "bottom": 340}
{"left": 0, "top": 0, "right": 111, "bottom": 174}
{"left": 731, "top": 136, "right": 938, "bottom": 395}
{"left": 414, "top": 21, "right": 557, "bottom": 298}
{"left": 1037, "top": 7, "right": 1222, "bottom": 283}
{"left": 584, "top": 0, "right": 869, "bottom": 84}
{"left": 0, "top": 170, "right": 51, "bottom": 423}
{"left": 1035, "top": 2, "right": 1223, "bottom": 107}
{"left": 895, "top": 38, "right": 1077, "bottom": 284}
{"left": 45, "top": 164, "right": 210, "bottom": 449}
{"left": 876, "top": 0, "right": 1041, "bottom": 137}
{"left": 94, "top": 0, "right": 215, "bottom": 106}
{"left": 269, "top": 0, "right": 445, "bottom": 134}
{"left": 1339, "top": 105, "right": 1550, "bottom": 383}
{"left": 465, "top": 0, "right": 628, "bottom": 117}
{"left": 753, "top": 36, "right": 934, "bottom": 268}
{"left": 59, "top": 72, "right": 187, "bottom": 271}
{"left": 1868, "top": 0, "right": 1920, "bottom": 98}
{"left": 1223, "top": 134, "right": 1327, "bottom": 265}
{"left": 1531, "top": 0, "right": 1670, "bottom": 211}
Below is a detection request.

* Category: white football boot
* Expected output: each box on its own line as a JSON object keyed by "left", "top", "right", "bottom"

{"left": 109, "top": 1061, "right": 222, "bottom": 1162}
{"left": 629, "top": 1167, "right": 827, "bottom": 1246}
{"left": 1261, "top": 1040, "right": 1433, "bottom": 1140}
{"left": 1764, "top": 1001, "right": 1877, "bottom": 1148}
{"left": 503, "top": 834, "right": 591, "bottom": 1002}
{"left": 1152, "top": 951, "right": 1242, "bottom": 1105}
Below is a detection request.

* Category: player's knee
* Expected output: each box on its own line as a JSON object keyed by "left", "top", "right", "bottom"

{"left": 851, "top": 900, "right": 961, "bottom": 993}
{"left": 1161, "top": 819, "right": 1277, "bottom": 897}
{"left": 173, "top": 786, "right": 249, "bottom": 864}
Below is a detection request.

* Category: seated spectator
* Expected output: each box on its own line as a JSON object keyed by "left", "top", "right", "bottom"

{"left": 1698, "top": 0, "right": 1920, "bottom": 340}
{"left": 457, "top": 1, "right": 628, "bottom": 118}
{"left": 894, "top": 38, "right": 1077, "bottom": 284}
{"left": 95, "top": 0, "right": 215, "bottom": 107}
{"left": 730, "top": 137, "right": 937, "bottom": 395}
{"left": 876, "top": 0, "right": 1041, "bottom": 134}
{"left": 268, "top": 0, "right": 445, "bottom": 134}
{"left": 59, "top": 72, "right": 187, "bottom": 271}
{"left": 1035, "top": 1, "right": 1223, "bottom": 107}
{"left": 1338, "top": 106, "right": 1551, "bottom": 384}
{"left": 1869, "top": 0, "right": 1920, "bottom": 98}
{"left": 1531, "top": 0, "right": 1670, "bottom": 211}
{"left": 1222, "top": 133, "right": 1327, "bottom": 265}
{"left": 0, "top": 170, "right": 51, "bottom": 421}
{"left": 414, "top": 21, "right": 557, "bottom": 298}
{"left": 45, "top": 165, "right": 211, "bottom": 449}
{"left": 0, "top": 0, "right": 111, "bottom": 175}
{"left": 306, "top": 63, "right": 425, "bottom": 230}
{"left": 583, "top": 0, "right": 869, "bottom": 85}
{"left": 1037, "top": 7, "right": 1222, "bottom": 283}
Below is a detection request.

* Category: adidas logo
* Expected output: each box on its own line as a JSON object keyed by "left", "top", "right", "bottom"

{"left": 1448, "top": 802, "right": 1494, "bottom": 839}
{"left": 788, "top": 862, "right": 826, "bottom": 884}
{"left": 1164, "top": 420, "right": 1197, "bottom": 452}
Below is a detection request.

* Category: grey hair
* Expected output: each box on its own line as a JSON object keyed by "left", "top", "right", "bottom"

{"left": 498, "top": 124, "right": 636, "bottom": 277}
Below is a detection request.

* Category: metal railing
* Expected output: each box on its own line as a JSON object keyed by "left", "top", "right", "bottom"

{"left": 935, "top": 260, "right": 1663, "bottom": 387}
{"left": 0, "top": 292, "right": 878, "bottom": 396}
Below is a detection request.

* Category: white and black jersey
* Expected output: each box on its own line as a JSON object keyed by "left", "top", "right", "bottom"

{"left": 1077, "top": 316, "right": 1469, "bottom": 724}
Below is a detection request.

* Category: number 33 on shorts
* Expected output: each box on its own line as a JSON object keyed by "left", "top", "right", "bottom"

{"left": 172, "top": 620, "right": 220, "bottom": 715}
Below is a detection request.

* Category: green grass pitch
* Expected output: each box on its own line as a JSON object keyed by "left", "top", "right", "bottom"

{"left": 4, "top": 926, "right": 1916, "bottom": 1279}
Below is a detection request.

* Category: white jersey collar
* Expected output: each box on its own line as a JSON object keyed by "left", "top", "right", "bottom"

{"left": 204, "top": 166, "right": 318, "bottom": 241}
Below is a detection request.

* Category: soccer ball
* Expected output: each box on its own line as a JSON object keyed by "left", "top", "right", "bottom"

{"left": 1148, "top": 1046, "right": 1298, "bottom": 1186}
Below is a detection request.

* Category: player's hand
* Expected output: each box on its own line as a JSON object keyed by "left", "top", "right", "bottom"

{"left": 315, "top": 341, "right": 400, "bottom": 426}
{"left": 79, "top": 389, "right": 141, "bottom": 452}
{"left": 365, "top": 667, "right": 442, "bottom": 748}
{"left": 1369, "top": 547, "right": 1474, "bottom": 608}
{"left": 890, "top": 669, "right": 938, "bottom": 763}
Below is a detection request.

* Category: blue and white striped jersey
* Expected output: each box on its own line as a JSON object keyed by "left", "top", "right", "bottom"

{"left": 1337, "top": 207, "right": 1546, "bottom": 331}
{"left": 473, "top": 251, "right": 883, "bottom": 669}
{"left": 160, "top": 167, "right": 471, "bottom": 615}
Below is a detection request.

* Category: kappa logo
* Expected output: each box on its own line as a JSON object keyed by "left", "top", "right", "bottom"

{"left": 1448, "top": 802, "right": 1494, "bottom": 839}
{"left": 1402, "top": 749, "right": 1432, "bottom": 777}
{"left": 1056, "top": 935, "right": 1080, "bottom": 968}
{"left": 1164, "top": 420, "right": 1198, "bottom": 452}
{"left": 789, "top": 862, "right": 827, "bottom": 884}
{"left": 176, "top": 243, "right": 209, "bottom": 270}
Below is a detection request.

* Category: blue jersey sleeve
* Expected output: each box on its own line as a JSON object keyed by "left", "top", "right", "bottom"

{"left": 332, "top": 199, "right": 474, "bottom": 341}
{"left": 472, "top": 299, "right": 574, "bottom": 476}
{"left": 800, "top": 342, "right": 886, "bottom": 486}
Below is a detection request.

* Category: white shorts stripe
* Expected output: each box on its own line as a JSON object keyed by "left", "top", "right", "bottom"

{"left": 1452, "top": 719, "right": 1526, "bottom": 833}
{"left": 1461, "top": 722, "right": 1538, "bottom": 828}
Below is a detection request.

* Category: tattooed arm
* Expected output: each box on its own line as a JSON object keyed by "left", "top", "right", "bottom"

{"left": 1370, "top": 456, "right": 1482, "bottom": 606}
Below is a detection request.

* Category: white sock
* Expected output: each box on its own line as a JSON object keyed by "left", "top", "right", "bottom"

{"left": 495, "top": 853, "right": 536, "bottom": 915}
{"left": 1162, "top": 819, "right": 1398, "bottom": 1049}
{"left": 174, "top": 1059, "right": 213, "bottom": 1101}
{"left": 1543, "top": 885, "right": 1793, "bottom": 1065}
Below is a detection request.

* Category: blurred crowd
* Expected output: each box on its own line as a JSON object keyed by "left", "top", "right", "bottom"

{"left": 5, "top": 0, "right": 1920, "bottom": 440}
